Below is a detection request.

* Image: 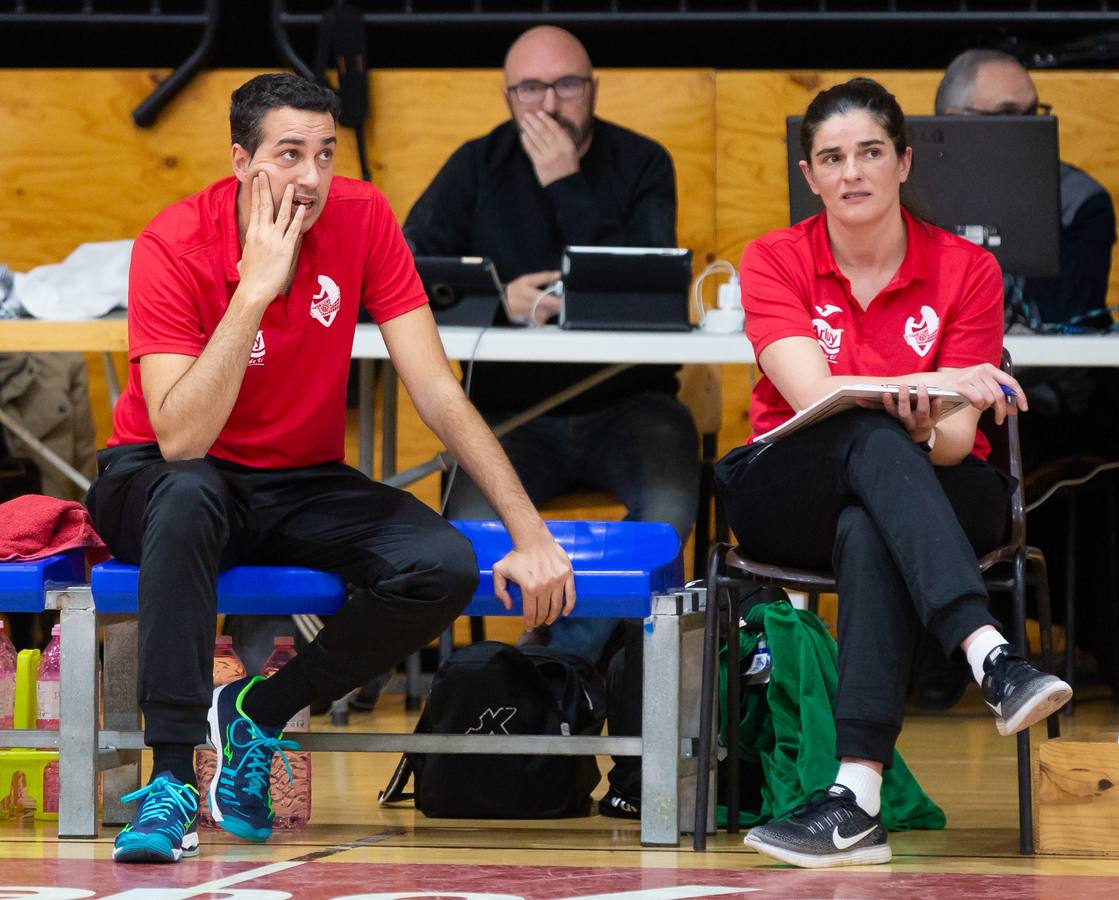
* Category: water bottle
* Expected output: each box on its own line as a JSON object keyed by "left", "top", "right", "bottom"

{"left": 196, "top": 635, "right": 247, "bottom": 829}
{"left": 262, "top": 636, "right": 311, "bottom": 829}
{"left": 35, "top": 625, "right": 62, "bottom": 730}
{"left": 0, "top": 620, "right": 16, "bottom": 729}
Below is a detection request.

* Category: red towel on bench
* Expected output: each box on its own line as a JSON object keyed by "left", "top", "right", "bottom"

{"left": 0, "top": 494, "right": 108, "bottom": 563}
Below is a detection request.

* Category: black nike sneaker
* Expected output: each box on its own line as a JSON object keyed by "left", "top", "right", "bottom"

{"left": 982, "top": 644, "right": 1072, "bottom": 736}
{"left": 743, "top": 784, "right": 890, "bottom": 868}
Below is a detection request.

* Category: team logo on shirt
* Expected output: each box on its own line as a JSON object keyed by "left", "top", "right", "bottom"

{"left": 904, "top": 305, "right": 940, "bottom": 358}
{"left": 310, "top": 274, "right": 341, "bottom": 328}
{"left": 248, "top": 330, "right": 266, "bottom": 367}
{"left": 815, "top": 304, "right": 843, "bottom": 319}
{"left": 812, "top": 318, "right": 844, "bottom": 364}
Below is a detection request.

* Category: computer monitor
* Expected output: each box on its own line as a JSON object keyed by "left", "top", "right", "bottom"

{"left": 786, "top": 115, "right": 1061, "bottom": 277}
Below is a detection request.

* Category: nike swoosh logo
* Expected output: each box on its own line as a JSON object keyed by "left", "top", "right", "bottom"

{"left": 832, "top": 825, "right": 877, "bottom": 850}
{"left": 988, "top": 700, "right": 1003, "bottom": 716}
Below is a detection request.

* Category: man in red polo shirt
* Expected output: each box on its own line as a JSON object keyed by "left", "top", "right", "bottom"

{"left": 87, "top": 73, "right": 573, "bottom": 864}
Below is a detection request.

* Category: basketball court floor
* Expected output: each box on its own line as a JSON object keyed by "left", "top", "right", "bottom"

{"left": 1, "top": 682, "right": 1116, "bottom": 899}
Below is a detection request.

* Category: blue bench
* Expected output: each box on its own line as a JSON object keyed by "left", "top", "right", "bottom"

{"left": 27, "top": 520, "right": 709, "bottom": 846}
{"left": 88, "top": 520, "right": 682, "bottom": 618}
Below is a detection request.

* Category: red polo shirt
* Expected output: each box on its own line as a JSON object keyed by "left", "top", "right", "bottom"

{"left": 109, "top": 176, "right": 428, "bottom": 468}
{"left": 741, "top": 210, "right": 1003, "bottom": 459}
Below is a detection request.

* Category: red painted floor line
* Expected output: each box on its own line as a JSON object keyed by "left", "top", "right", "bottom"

{"left": 0, "top": 861, "right": 1117, "bottom": 899}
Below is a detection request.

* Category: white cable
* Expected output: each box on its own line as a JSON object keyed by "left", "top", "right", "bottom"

{"left": 439, "top": 323, "right": 492, "bottom": 514}
{"left": 529, "top": 281, "right": 563, "bottom": 326}
{"left": 692, "top": 259, "right": 737, "bottom": 325}
{"left": 1025, "top": 458, "right": 1119, "bottom": 514}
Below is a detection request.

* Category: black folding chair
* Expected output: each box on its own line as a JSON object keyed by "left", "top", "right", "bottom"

{"left": 695, "top": 351, "right": 1060, "bottom": 854}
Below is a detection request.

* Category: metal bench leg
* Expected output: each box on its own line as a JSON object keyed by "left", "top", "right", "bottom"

{"left": 57, "top": 589, "right": 99, "bottom": 838}
{"left": 641, "top": 606, "right": 681, "bottom": 846}
{"left": 102, "top": 620, "right": 141, "bottom": 825}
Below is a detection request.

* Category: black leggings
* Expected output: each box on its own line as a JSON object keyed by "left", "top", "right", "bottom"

{"left": 87, "top": 443, "right": 477, "bottom": 746}
{"left": 715, "top": 410, "right": 1012, "bottom": 766}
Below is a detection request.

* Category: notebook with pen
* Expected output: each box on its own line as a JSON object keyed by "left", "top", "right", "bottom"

{"left": 754, "top": 384, "right": 970, "bottom": 444}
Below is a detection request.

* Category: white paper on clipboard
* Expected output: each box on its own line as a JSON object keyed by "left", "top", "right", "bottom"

{"left": 754, "top": 384, "right": 970, "bottom": 444}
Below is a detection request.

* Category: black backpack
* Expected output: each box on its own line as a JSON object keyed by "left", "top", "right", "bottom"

{"left": 380, "top": 641, "right": 606, "bottom": 818}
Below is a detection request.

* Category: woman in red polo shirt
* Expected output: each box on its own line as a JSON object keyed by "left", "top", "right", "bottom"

{"left": 717, "top": 78, "right": 1072, "bottom": 869}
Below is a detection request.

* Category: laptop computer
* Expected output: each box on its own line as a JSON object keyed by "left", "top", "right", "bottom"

{"left": 559, "top": 246, "right": 693, "bottom": 331}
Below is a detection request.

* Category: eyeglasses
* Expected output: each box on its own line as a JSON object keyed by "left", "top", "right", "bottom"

{"left": 506, "top": 75, "right": 591, "bottom": 105}
{"left": 961, "top": 101, "right": 1053, "bottom": 117}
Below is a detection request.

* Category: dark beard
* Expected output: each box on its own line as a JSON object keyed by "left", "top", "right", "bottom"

{"left": 555, "top": 114, "right": 591, "bottom": 149}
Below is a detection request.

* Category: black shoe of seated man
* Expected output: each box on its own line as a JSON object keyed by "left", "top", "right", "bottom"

{"left": 982, "top": 645, "right": 1072, "bottom": 736}
{"left": 598, "top": 787, "right": 640, "bottom": 820}
{"left": 743, "top": 784, "right": 891, "bottom": 869}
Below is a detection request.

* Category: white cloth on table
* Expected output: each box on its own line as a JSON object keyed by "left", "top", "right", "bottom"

{"left": 10, "top": 240, "right": 133, "bottom": 320}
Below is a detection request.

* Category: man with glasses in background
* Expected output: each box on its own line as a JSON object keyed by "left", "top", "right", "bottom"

{"left": 404, "top": 25, "right": 700, "bottom": 820}
{"left": 916, "top": 50, "right": 1119, "bottom": 707}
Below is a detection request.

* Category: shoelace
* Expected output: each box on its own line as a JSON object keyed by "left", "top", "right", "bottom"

{"left": 121, "top": 776, "right": 198, "bottom": 830}
{"left": 787, "top": 787, "right": 849, "bottom": 820}
{"left": 224, "top": 717, "right": 299, "bottom": 801}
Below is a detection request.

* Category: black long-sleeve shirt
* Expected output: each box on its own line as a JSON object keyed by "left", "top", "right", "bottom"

{"left": 1018, "top": 162, "right": 1116, "bottom": 327}
{"left": 403, "top": 117, "right": 681, "bottom": 414}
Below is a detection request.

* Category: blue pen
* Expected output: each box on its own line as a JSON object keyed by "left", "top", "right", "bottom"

{"left": 1000, "top": 384, "right": 1017, "bottom": 406}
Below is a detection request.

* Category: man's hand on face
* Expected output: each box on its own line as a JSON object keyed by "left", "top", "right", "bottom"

{"left": 492, "top": 534, "right": 576, "bottom": 631}
{"left": 236, "top": 172, "right": 306, "bottom": 306}
{"left": 504, "top": 270, "right": 562, "bottom": 325}
{"left": 519, "top": 110, "right": 580, "bottom": 187}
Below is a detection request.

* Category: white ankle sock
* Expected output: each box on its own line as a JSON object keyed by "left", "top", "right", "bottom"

{"left": 835, "top": 761, "right": 882, "bottom": 817}
{"left": 965, "top": 629, "right": 1011, "bottom": 685}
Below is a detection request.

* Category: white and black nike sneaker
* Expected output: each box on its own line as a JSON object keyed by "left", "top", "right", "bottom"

{"left": 982, "top": 644, "right": 1072, "bottom": 736}
{"left": 743, "top": 784, "right": 890, "bottom": 868}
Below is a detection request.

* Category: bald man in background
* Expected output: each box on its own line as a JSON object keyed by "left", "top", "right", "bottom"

{"left": 405, "top": 26, "right": 700, "bottom": 819}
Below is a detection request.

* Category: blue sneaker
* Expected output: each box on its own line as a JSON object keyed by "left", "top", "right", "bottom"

{"left": 207, "top": 675, "right": 298, "bottom": 842}
{"left": 113, "top": 773, "right": 199, "bottom": 863}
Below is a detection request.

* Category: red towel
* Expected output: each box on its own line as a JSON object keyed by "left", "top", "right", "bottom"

{"left": 0, "top": 494, "right": 109, "bottom": 563}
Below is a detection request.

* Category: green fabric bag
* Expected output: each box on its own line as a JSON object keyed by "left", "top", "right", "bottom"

{"left": 717, "top": 598, "right": 946, "bottom": 831}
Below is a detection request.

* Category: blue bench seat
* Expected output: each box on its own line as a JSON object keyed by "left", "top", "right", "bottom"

{"left": 88, "top": 521, "right": 682, "bottom": 619}
{"left": 0, "top": 551, "right": 84, "bottom": 612}
{"left": 90, "top": 562, "right": 347, "bottom": 615}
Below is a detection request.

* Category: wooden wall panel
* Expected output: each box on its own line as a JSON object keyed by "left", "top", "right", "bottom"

{"left": 0, "top": 68, "right": 714, "bottom": 274}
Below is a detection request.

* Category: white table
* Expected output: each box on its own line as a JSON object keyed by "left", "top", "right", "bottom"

{"left": 351, "top": 324, "right": 1119, "bottom": 367}
{"left": 2, "top": 319, "right": 1118, "bottom": 490}
{"left": 348, "top": 325, "right": 1119, "bottom": 484}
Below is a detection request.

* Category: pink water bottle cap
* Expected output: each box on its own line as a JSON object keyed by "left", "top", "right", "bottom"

{"left": 51, "top": 624, "right": 61, "bottom": 637}
{"left": 215, "top": 635, "right": 233, "bottom": 648}
{"left": 274, "top": 636, "right": 295, "bottom": 648}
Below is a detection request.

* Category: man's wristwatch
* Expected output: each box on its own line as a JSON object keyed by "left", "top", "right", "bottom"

{"left": 918, "top": 428, "right": 937, "bottom": 453}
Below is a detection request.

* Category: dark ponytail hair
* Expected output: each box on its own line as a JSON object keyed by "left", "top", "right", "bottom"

{"left": 799, "top": 77, "right": 930, "bottom": 220}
